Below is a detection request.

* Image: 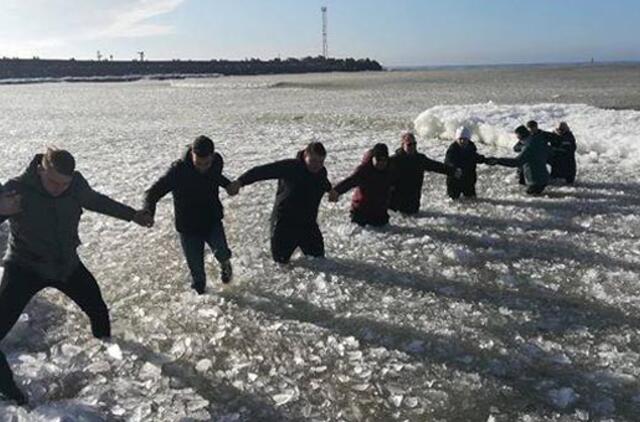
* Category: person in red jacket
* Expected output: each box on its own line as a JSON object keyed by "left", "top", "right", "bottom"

{"left": 330, "top": 143, "right": 392, "bottom": 227}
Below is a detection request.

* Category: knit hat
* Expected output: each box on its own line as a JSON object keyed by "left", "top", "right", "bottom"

{"left": 192, "top": 135, "right": 214, "bottom": 157}
{"left": 455, "top": 127, "right": 472, "bottom": 140}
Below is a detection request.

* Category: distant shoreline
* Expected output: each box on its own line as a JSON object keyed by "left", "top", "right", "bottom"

{"left": 0, "top": 56, "right": 382, "bottom": 85}
{"left": 387, "top": 60, "right": 640, "bottom": 72}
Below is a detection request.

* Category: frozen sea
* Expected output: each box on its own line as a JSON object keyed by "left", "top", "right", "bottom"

{"left": 1, "top": 64, "right": 640, "bottom": 421}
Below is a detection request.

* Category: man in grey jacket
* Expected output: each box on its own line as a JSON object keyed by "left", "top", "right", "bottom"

{"left": 0, "top": 149, "right": 151, "bottom": 403}
{"left": 486, "top": 125, "right": 551, "bottom": 195}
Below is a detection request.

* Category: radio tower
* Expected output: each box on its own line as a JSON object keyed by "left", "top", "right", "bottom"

{"left": 321, "top": 6, "right": 328, "bottom": 58}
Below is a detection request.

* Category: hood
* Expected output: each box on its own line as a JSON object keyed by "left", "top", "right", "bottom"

{"left": 361, "top": 149, "right": 375, "bottom": 166}
{"left": 20, "top": 155, "right": 46, "bottom": 190}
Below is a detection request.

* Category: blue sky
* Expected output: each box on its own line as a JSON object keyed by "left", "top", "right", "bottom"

{"left": 0, "top": 0, "right": 638, "bottom": 66}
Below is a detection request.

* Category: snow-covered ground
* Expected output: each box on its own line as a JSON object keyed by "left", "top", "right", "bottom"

{"left": 1, "top": 68, "right": 639, "bottom": 421}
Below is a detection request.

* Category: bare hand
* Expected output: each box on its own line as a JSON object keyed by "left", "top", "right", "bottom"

{"left": 328, "top": 189, "right": 340, "bottom": 202}
{"left": 226, "top": 181, "right": 241, "bottom": 196}
{"left": 0, "top": 191, "right": 22, "bottom": 216}
{"left": 133, "top": 209, "right": 154, "bottom": 228}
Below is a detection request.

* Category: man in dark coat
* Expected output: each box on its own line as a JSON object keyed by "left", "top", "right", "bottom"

{"left": 549, "top": 122, "right": 577, "bottom": 183}
{"left": 487, "top": 125, "right": 551, "bottom": 195}
{"left": 0, "top": 149, "right": 151, "bottom": 404}
{"left": 331, "top": 143, "right": 392, "bottom": 227}
{"left": 230, "top": 142, "right": 331, "bottom": 264}
{"left": 389, "top": 133, "right": 456, "bottom": 214}
{"left": 144, "top": 136, "right": 235, "bottom": 294}
{"left": 445, "top": 127, "right": 486, "bottom": 199}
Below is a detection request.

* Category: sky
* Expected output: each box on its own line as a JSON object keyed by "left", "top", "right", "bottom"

{"left": 0, "top": 0, "right": 638, "bottom": 66}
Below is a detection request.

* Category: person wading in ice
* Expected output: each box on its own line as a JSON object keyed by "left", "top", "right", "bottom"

{"left": 550, "top": 121, "right": 577, "bottom": 184}
{"left": 0, "top": 185, "right": 26, "bottom": 405}
{"left": 389, "top": 133, "right": 458, "bottom": 214}
{"left": 486, "top": 125, "right": 551, "bottom": 195}
{"left": 144, "top": 136, "right": 236, "bottom": 294}
{"left": 330, "top": 143, "right": 393, "bottom": 227}
{"left": 228, "top": 142, "right": 331, "bottom": 264}
{"left": 444, "top": 127, "right": 487, "bottom": 200}
{"left": 0, "top": 149, "right": 152, "bottom": 404}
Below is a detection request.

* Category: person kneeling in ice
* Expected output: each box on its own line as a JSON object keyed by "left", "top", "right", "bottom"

{"left": 388, "top": 133, "right": 458, "bottom": 214}
{"left": 228, "top": 142, "right": 331, "bottom": 264}
{"left": 549, "top": 122, "right": 577, "bottom": 184}
{"left": 486, "top": 125, "right": 550, "bottom": 195}
{"left": 0, "top": 186, "right": 27, "bottom": 405}
{"left": 0, "top": 149, "right": 152, "bottom": 404}
{"left": 445, "top": 127, "right": 486, "bottom": 200}
{"left": 330, "top": 143, "right": 393, "bottom": 227}
{"left": 144, "top": 136, "right": 235, "bottom": 294}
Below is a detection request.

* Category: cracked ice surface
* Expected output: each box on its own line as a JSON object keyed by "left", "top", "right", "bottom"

{"left": 1, "top": 67, "right": 640, "bottom": 421}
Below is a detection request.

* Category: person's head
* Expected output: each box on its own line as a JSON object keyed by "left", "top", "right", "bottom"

{"left": 455, "top": 127, "right": 472, "bottom": 145}
{"left": 526, "top": 120, "right": 539, "bottom": 134}
{"left": 515, "top": 125, "right": 530, "bottom": 141}
{"left": 303, "top": 141, "right": 327, "bottom": 173}
{"left": 557, "top": 121, "right": 570, "bottom": 134}
{"left": 371, "top": 143, "right": 389, "bottom": 170}
{"left": 401, "top": 132, "right": 417, "bottom": 154}
{"left": 38, "top": 148, "right": 75, "bottom": 197}
{"left": 191, "top": 135, "right": 215, "bottom": 173}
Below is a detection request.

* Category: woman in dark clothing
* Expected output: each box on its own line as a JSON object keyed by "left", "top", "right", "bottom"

{"left": 445, "top": 127, "right": 486, "bottom": 199}
{"left": 550, "top": 122, "right": 577, "bottom": 184}
{"left": 331, "top": 143, "right": 392, "bottom": 227}
{"left": 389, "top": 133, "right": 455, "bottom": 214}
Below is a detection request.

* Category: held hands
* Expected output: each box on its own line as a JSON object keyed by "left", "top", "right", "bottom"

{"left": 484, "top": 157, "right": 498, "bottom": 166}
{"left": 328, "top": 189, "right": 340, "bottom": 202}
{"left": 133, "top": 209, "right": 154, "bottom": 228}
{"left": 226, "top": 180, "right": 241, "bottom": 196}
{"left": 0, "top": 191, "right": 22, "bottom": 216}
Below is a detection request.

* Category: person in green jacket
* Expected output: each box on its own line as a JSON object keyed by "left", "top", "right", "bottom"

{"left": 486, "top": 125, "right": 550, "bottom": 195}
{"left": 0, "top": 149, "right": 152, "bottom": 404}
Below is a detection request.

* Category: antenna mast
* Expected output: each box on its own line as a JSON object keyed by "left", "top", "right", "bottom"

{"left": 321, "top": 6, "right": 328, "bottom": 58}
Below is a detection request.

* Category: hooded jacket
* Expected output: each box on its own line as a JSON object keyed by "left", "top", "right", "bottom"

{"left": 497, "top": 133, "right": 550, "bottom": 187}
{"left": 445, "top": 140, "right": 485, "bottom": 184}
{"left": 144, "top": 147, "right": 230, "bottom": 235}
{"left": 389, "top": 148, "right": 453, "bottom": 214}
{"left": 334, "top": 150, "right": 392, "bottom": 222}
{"left": 238, "top": 151, "right": 331, "bottom": 226}
{"left": 1, "top": 155, "right": 136, "bottom": 281}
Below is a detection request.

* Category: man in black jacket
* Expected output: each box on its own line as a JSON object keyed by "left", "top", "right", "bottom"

{"left": 389, "top": 133, "right": 457, "bottom": 214}
{"left": 230, "top": 142, "right": 331, "bottom": 264}
{"left": 144, "top": 136, "right": 235, "bottom": 294}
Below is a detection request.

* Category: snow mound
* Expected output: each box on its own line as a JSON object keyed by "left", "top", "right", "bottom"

{"left": 414, "top": 103, "right": 640, "bottom": 167}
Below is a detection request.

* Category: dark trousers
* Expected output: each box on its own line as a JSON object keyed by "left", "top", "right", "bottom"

{"left": 526, "top": 184, "right": 546, "bottom": 195}
{"left": 0, "top": 349, "right": 19, "bottom": 395}
{"left": 0, "top": 262, "right": 110, "bottom": 342}
{"left": 447, "top": 180, "right": 476, "bottom": 199}
{"left": 270, "top": 222, "right": 324, "bottom": 264}
{"left": 179, "top": 220, "right": 231, "bottom": 291}
{"left": 350, "top": 210, "right": 389, "bottom": 227}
